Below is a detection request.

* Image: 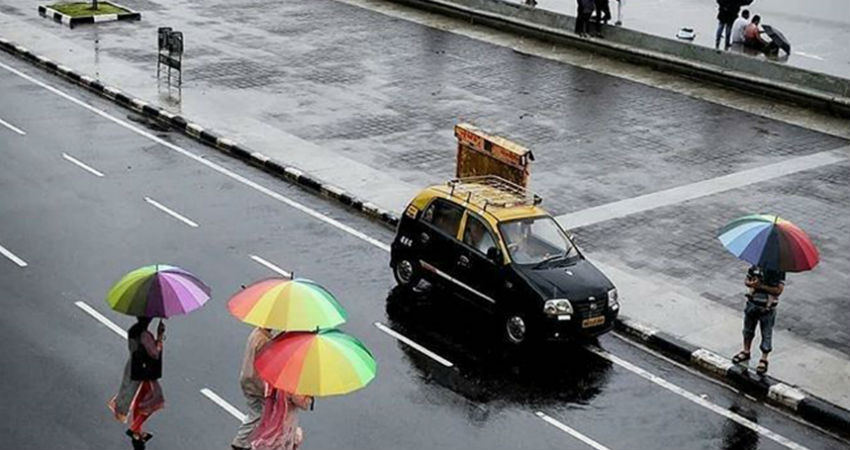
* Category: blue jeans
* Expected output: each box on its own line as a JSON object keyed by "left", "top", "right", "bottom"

{"left": 742, "top": 301, "right": 776, "bottom": 353}
{"left": 715, "top": 21, "right": 732, "bottom": 49}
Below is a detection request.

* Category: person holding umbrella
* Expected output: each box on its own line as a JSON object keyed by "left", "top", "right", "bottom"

{"left": 231, "top": 326, "right": 274, "bottom": 450}
{"left": 108, "top": 317, "right": 166, "bottom": 449}
{"left": 717, "top": 215, "right": 819, "bottom": 375}
{"left": 105, "top": 264, "right": 212, "bottom": 449}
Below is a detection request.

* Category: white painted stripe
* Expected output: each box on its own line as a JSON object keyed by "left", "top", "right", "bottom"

{"left": 74, "top": 301, "right": 127, "bottom": 339}
{"left": 62, "top": 152, "right": 105, "bottom": 177}
{"left": 374, "top": 322, "right": 454, "bottom": 368}
{"left": 768, "top": 383, "right": 807, "bottom": 410}
{"left": 557, "top": 147, "right": 848, "bottom": 229}
{"left": 535, "top": 412, "right": 612, "bottom": 450}
{"left": 0, "top": 61, "right": 391, "bottom": 253}
{"left": 200, "top": 388, "right": 247, "bottom": 422}
{"left": 249, "top": 254, "right": 292, "bottom": 278}
{"left": 587, "top": 346, "right": 810, "bottom": 450}
{"left": 0, "top": 242, "right": 27, "bottom": 267}
{"left": 794, "top": 52, "right": 825, "bottom": 61}
{"left": 0, "top": 117, "right": 26, "bottom": 135}
{"left": 144, "top": 196, "right": 199, "bottom": 228}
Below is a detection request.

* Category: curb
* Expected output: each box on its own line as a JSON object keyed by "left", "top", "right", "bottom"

{"left": 0, "top": 37, "right": 400, "bottom": 231}
{"left": 615, "top": 316, "right": 850, "bottom": 438}
{"left": 385, "top": 0, "right": 850, "bottom": 117}
{"left": 38, "top": 2, "right": 141, "bottom": 29}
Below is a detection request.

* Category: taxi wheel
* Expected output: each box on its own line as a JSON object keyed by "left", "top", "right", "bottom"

{"left": 393, "top": 259, "right": 421, "bottom": 289}
{"left": 504, "top": 314, "right": 529, "bottom": 345}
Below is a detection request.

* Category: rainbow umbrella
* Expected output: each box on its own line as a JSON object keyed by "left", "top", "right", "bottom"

{"left": 228, "top": 278, "right": 347, "bottom": 331}
{"left": 717, "top": 214, "right": 819, "bottom": 272}
{"left": 106, "top": 264, "right": 211, "bottom": 317}
{"left": 255, "top": 329, "right": 376, "bottom": 397}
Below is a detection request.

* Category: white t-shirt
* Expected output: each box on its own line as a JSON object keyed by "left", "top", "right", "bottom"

{"left": 731, "top": 17, "right": 749, "bottom": 43}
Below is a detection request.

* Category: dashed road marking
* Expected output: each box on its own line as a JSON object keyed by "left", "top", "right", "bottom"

{"left": 249, "top": 254, "right": 292, "bottom": 278}
{"left": 0, "top": 61, "right": 390, "bottom": 253}
{"left": 144, "top": 196, "right": 199, "bottom": 228}
{"left": 374, "top": 322, "right": 453, "bottom": 367}
{"left": 200, "top": 388, "right": 247, "bottom": 422}
{"left": 62, "top": 152, "right": 105, "bottom": 177}
{"left": 0, "top": 242, "right": 27, "bottom": 267}
{"left": 587, "top": 346, "right": 811, "bottom": 450}
{"left": 74, "top": 301, "right": 127, "bottom": 339}
{"left": 535, "top": 412, "right": 612, "bottom": 450}
{"left": 0, "top": 116, "right": 26, "bottom": 135}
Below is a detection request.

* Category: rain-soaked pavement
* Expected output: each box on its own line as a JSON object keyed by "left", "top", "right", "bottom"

{"left": 1, "top": 52, "right": 848, "bottom": 450}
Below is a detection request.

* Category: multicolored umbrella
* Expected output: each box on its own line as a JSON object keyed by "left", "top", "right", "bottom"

{"left": 228, "top": 278, "right": 347, "bottom": 331}
{"left": 255, "top": 329, "right": 376, "bottom": 397}
{"left": 106, "top": 264, "right": 211, "bottom": 317}
{"left": 717, "top": 214, "right": 819, "bottom": 272}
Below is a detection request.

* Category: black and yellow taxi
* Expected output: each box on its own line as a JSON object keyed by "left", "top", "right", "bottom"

{"left": 390, "top": 176, "right": 619, "bottom": 344}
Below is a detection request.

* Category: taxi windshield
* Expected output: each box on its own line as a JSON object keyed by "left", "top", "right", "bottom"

{"left": 499, "top": 216, "right": 575, "bottom": 265}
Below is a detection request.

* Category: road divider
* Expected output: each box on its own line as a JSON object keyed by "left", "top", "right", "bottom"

{"left": 249, "top": 254, "right": 292, "bottom": 278}
{"left": 0, "top": 242, "right": 28, "bottom": 267}
{"left": 200, "top": 388, "right": 247, "bottom": 422}
{"left": 62, "top": 152, "right": 105, "bottom": 177}
{"left": 74, "top": 300, "right": 127, "bottom": 339}
{"left": 144, "top": 197, "right": 199, "bottom": 228}
{"left": 0, "top": 116, "right": 26, "bottom": 135}
{"left": 374, "top": 322, "right": 454, "bottom": 368}
{"left": 535, "top": 411, "right": 612, "bottom": 450}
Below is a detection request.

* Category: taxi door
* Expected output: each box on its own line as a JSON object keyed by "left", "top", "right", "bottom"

{"left": 417, "top": 198, "right": 465, "bottom": 282}
{"left": 451, "top": 211, "right": 502, "bottom": 313}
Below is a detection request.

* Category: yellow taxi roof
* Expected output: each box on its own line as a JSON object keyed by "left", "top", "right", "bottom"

{"left": 411, "top": 183, "right": 550, "bottom": 224}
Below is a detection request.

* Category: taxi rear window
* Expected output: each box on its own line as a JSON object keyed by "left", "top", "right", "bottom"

{"left": 422, "top": 199, "right": 463, "bottom": 236}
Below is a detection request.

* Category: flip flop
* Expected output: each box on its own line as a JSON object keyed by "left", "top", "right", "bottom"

{"left": 756, "top": 359, "right": 769, "bottom": 375}
{"left": 732, "top": 351, "right": 750, "bottom": 364}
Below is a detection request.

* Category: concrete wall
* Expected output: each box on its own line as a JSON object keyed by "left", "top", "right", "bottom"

{"left": 386, "top": 0, "right": 850, "bottom": 116}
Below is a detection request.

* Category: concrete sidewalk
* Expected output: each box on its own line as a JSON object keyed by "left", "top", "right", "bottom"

{"left": 0, "top": 0, "right": 847, "bottom": 414}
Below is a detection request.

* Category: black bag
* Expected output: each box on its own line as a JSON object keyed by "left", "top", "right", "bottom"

{"left": 130, "top": 340, "right": 162, "bottom": 381}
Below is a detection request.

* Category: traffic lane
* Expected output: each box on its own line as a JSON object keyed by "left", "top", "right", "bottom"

{"left": 386, "top": 291, "right": 849, "bottom": 450}
{"left": 0, "top": 97, "right": 578, "bottom": 449}
{"left": 0, "top": 59, "right": 840, "bottom": 450}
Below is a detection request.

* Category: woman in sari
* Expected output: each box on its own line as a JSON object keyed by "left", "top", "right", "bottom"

{"left": 250, "top": 389, "right": 312, "bottom": 450}
{"left": 108, "top": 317, "right": 166, "bottom": 450}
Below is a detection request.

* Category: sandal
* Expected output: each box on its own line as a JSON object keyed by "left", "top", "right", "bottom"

{"left": 732, "top": 351, "right": 750, "bottom": 364}
{"left": 756, "top": 359, "right": 768, "bottom": 375}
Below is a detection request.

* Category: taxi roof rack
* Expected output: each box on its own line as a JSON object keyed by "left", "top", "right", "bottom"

{"left": 447, "top": 176, "right": 542, "bottom": 210}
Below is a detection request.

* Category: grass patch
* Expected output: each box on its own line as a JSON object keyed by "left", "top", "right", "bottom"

{"left": 48, "top": 2, "right": 128, "bottom": 17}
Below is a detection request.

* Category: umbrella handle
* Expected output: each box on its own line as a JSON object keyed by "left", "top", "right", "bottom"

{"left": 310, "top": 397, "right": 315, "bottom": 411}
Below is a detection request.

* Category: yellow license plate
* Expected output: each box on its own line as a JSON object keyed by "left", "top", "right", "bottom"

{"left": 582, "top": 316, "right": 605, "bottom": 328}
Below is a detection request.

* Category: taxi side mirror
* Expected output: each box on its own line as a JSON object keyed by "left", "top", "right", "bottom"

{"left": 486, "top": 246, "right": 502, "bottom": 263}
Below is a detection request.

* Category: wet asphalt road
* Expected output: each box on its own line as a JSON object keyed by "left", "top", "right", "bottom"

{"left": 0, "top": 53, "right": 847, "bottom": 450}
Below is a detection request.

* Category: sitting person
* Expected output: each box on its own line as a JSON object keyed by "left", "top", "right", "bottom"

{"left": 743, "top": 15, "right": 778, "bottom": 54}
{"left": 731, "top": 9, "right": 750, "bottom": 45}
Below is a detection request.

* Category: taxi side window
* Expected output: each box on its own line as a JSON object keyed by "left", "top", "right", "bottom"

{"left": 463, "top": 214, "right": 496, "bottom": 255}
{"left": 422, "top": 199, "right": 463, "bottom": 237}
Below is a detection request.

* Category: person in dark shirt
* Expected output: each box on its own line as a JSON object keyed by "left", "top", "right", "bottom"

{"left": 732, "top": 266, "right": 784, "bottom": 374}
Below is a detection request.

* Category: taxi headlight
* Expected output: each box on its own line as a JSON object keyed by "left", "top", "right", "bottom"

{"left": 607, "top": 288, "right": 619, "bottom": 310}
{"left": 544, "top": 299, "right": 573, "bottom": 316}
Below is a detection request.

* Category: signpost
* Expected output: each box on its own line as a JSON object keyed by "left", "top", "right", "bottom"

{"left": 157, "top": 27, "right": 183, "bottom": 87}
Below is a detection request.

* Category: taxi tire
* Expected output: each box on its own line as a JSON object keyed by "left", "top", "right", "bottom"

{"left": 393, "top": 258, "right": 422, "bottom": 290}
{"left": 503, "top": 313, "right": 531, "bottom": 346}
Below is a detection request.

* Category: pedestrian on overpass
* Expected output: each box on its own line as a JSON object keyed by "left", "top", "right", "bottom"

{"left": 575, "top": 0, "right": 595, "bottom": 37}
{"left": 108, "top": 317, "right": 166, "bottom": 450}
{"left": 232, "top": 327, "right": 274, "bottom": 450}
{"left": 593, "top": 0, "right": 611, "bottom": 37}
{"left": 716, "top": 0, "right": 753, "bottom": 49}
{"left": 732, "top": 266, "right": 784, "bottom": 374}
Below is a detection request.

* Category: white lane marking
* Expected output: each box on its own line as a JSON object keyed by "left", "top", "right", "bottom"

{"left": 0, "top": 116, "right": 26, "bottom": 135}
{"left": 74, "top": 301, "right": 127, "bottom": 339}
{"left": 374, "top": 322, "right": 453, "bottom": 368}
{"left": 62, "top": 152, "right": 105, "bottom": 177}
{"left": 200, "top": 388, "right": 247, "bottom": 422}
{"left": 794, "top": 51, "right": 825, "bottom": 61}
{"left": 587, "top": 346, "right": 810, "bottom": 450}
{"left": 249, "top": 254, "right": 292, "bottom": 278}
{"left": 144, "top": 196, "right": 199, "bottom": 228}
{"left": 0, "top": 242, "right": 28, "bottom": 267}
{"left": 557, "top": 146, "right": 848, "bottom": 229}
{"left": 535, "top": 412, "right": 612, "bottom": 450}
{"left": 0, "top": 61, "right": 390, "bottom": 253}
